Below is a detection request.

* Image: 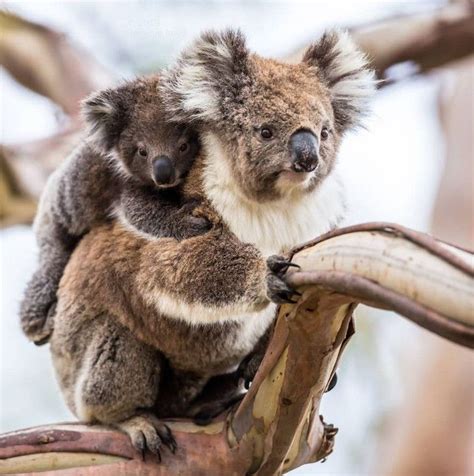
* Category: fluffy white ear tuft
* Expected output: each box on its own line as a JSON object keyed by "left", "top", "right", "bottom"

{"left": 303, "top": 30, "right": 376, "bottom": 131}
{"left": 161, "top": 29, "right": 249, "bottom": 123}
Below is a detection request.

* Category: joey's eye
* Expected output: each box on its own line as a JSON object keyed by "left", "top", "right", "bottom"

{"left": 138, "top": 147, "right": 148, "bottom": 157}
{"left": 179, "top": 142, "right": 189, "bottom": 153}
{"left": 321, "top": 127, "right": 330, "bottom": 141}
{"left": 260, "top": 127, "right": 273, "bottom": 140}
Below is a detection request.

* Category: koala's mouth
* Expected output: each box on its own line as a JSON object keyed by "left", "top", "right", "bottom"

{"left": 274, "top": 168, "right": 318, "bottom": 195}
{"left": 278, "top": 169, "right": 315, "bottom": 184}
{"left": 153, "top": 177, "right": 183, "bottom": 189}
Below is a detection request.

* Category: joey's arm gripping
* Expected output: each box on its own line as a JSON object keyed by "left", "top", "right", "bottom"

{"left": 119, "top": 185, "right": 211, "bottom": 240}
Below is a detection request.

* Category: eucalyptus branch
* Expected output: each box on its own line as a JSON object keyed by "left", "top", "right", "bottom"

{"left": 1, "top": 223, "right": 472, "bottom": 475}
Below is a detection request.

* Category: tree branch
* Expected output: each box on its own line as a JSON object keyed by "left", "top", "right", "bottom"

{"left": 286, "top": 2, "right": 474, "bottom": 85}
{"left": 0, "top": 11, "right": 112, "bottom": 117}
{"left": 1, "top": 223, "right": 472, "bottom": 475}
{"left": 2, "top": 4, "right": 474, "bottom": 225}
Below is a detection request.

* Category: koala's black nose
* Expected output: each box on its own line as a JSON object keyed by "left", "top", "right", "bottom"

{"left": 152, "top": 156, "right": 175, "bottom": 185}
{"left": 289, "top": 130, "right": 320, "bottom": 173}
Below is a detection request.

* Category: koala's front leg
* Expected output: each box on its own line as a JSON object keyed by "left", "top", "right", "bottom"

{"left": 140, "top": 226, "right": 272, "bottom": 321}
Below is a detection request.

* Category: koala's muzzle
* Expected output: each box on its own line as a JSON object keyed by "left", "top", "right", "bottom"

{"left": 289, "top": 130, "right": 319, "bottom": 173}
{"left": 152, "top": 156, "right": 175, "bottom": 186}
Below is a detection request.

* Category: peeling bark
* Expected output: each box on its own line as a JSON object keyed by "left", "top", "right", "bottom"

{"left": 1, "top": 223, "right": 472, "bottom": 475}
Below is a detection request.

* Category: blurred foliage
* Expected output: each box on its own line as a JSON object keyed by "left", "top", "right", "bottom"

{"left": 0, "top": 9, "right": 112, "bottom": 227}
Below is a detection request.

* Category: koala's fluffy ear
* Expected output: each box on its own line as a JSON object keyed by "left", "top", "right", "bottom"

{"left": 161, "top": 29, "right": 250, "bottom": 123}
{"left": 82, "top": 86, "right": 132, "bottom": 152}
{"left": 303, "top": 30, "right": 376, "bottom": 131}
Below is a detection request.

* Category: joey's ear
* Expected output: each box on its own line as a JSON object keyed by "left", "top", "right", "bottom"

{"left": 161, "top": 29, "right": 250, "bottom": 123}
{"left": 81, "top": 85, "right": 132, "bottom": 152}
{"left": 303, "top": 30, "right": 376, "bottom": 131}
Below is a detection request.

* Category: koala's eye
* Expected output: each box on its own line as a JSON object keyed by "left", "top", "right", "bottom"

{"left": 321, "top": 127, "right": 330, "bottom": 141}
{"left": 138, "top": 147, "right": 148, "bottom": 157}
{"left": 260, "top": 127, "right": 273, "bottom": 140}
{"left": 179, "top": 142, "right": 189, "bottom": 153}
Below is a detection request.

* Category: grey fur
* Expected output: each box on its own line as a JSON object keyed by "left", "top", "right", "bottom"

{"left": 20, "top": 76, "right": 206, "bottom": 344}
{"left": 44, "top": 29, "right": 374, "bottom": 455}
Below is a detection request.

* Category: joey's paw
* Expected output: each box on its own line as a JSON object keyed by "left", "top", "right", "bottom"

{"left": 266, "top": 255, "right": 301, "bottom": 304}
{"left": 178, "top": 201, "right": 212, "bottom": 238}
{"left": 20, "top": 299, "right": 57, "bottom": 346}
{"left": 118, "top": 413, "right": 177, "bottom": 461}
{"left": 181, "top": 214, "right": 212, "bottom": 238}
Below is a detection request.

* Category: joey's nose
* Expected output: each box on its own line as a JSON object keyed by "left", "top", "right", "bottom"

{"left": 289, "top": 131, "right": 320, "bottom": 173}
{"left": 152, "top": 156, "right": 175, "bottom": 185}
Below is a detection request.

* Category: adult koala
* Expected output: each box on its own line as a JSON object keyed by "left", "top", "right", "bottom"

{"left": 50, "top": 29, "right": 375, "bottom": 456}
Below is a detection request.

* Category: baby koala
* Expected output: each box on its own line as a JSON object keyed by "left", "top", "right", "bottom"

{"left": 20, "top": 75, "right": 208, "bottom": 345}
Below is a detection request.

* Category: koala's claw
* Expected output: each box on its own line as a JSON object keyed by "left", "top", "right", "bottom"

{"left": 266, "top": 255, "right": 301, "bottom": 304}
{"left": 119, "top": 413, "right": 177, "bottom": 461}
{"left": 238, "top": 352, "right": 263, "bottom": 389}
{"left": 176, "top": 202, "right": 212, "bottom": 239}
{"left": 266, "top": 273, "right": 301, "bottom": 304}
{"left": 163, "top": 425, "right": 177, "bottom": 454}
{"left": 33, "top": 334, "right": 51, "bottom": 347}
{"left": 267, "top": 255, "right": 301, "bottom": 276}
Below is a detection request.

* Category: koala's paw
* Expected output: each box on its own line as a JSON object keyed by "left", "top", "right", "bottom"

{"left": 266, "top": 255, "right": 301, "bottom": 304}
{"left": 192, "top": 393, "right": 245, "bottom": 426}
{"left": 177, "top": 201, "right": 212, "bottom": 239}
{"left": 181, "top": 214, "right": 212, "bottom": 238}
{"left": 118, "top": 413, "right": 177, "bottom": 461}
{"left": 238, "top": 353, "right": 263, "bottom": 390}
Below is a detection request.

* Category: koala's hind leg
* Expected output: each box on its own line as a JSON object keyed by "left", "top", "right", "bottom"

{"left": 20, "top": 241, "right": 73, "bottom": 345}
{"left": 189, "top": 327, "right": 274, "bottom": 425}
{"left": 72, "top": 316, "right": 176, "bottom": 458}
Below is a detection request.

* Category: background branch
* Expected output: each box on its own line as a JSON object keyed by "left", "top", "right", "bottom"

{"left": 2, "top": 3, "right": 474, "bottom": 226}
{"left": 287, "top": 2, "right": 474, "bottom": 85}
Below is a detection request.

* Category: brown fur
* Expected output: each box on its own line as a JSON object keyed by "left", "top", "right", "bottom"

{"left": 20, "top": 75, "right": 205, "bottom": 345}
{"left": 50, "top": 155, "right": 270, "bottom": 433}
{"left": 49, "top": 29, "right": 375, "bottom": 453}
{"left": 162, "top": 29, "right": 374, "bottom": 202}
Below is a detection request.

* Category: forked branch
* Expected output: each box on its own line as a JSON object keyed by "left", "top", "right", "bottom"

{"left": 1, "top": 223, "right": 472, "bottom": 475}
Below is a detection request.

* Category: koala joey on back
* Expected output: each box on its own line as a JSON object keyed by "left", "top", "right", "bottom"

{"left": 49, "top": 29, "right": 375, "bottom": 458}
{"left": 20, "top": 75, "right": 208, "bottom": 345}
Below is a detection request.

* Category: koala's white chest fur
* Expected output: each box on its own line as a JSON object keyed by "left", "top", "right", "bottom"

{"left": 139, "top": 132, "right": 346, "bottom": 366}
{"left": 202, "top": 132, "right": 346, "bottom": 256}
